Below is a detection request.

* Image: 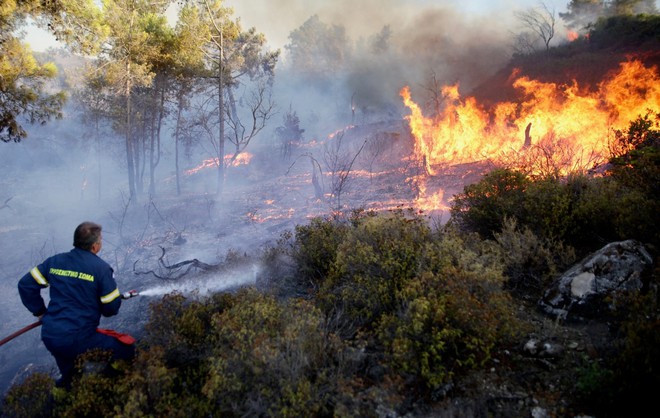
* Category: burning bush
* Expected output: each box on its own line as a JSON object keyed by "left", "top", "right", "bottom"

{"left": 449, "top": 145, "right": 659, "bottom": 256}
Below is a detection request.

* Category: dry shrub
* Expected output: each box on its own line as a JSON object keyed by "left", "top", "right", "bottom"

{"left": 494, "top": 217, "right": 576, "bottom": 300}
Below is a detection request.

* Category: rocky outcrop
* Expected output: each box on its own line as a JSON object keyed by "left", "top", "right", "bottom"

{"left": 539, "top": 240, "right": 654, "bottom": 321}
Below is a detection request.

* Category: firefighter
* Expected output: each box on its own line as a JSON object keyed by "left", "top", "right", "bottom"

{"left": 18, "top": 221, "right": 135, "bottom": 389}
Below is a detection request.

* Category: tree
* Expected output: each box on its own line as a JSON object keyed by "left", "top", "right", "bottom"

{"left": 95, "top": 0, "right": 170, "bottom": 202}
{"left": 514, "top": 3, "right": 557, "bottom": 53}
{"left": 560, "top": 0, "right": 658, "bottom": 30}
{"left": 609, "top": 0, "right": 658, "bottom": 15}
{"left": 222, "top": 28, "right": 277, "bottom": 167}
{"left": 189, "top": 0, "right": 278, "bottom": 194}
{"left": 171, "top": 3, "right": 208, "bottom": 196}
{"left": 0, "top": 0, "right": 102, "bottom": 142}
{"left": 275, "top": 105, "right": 305, "bottom": 160}
{"left": 74, "top": 67, "right": 114, "bottom": 201}
{"left": 0, "top": 0, "right": 106, "bottom": 142}
{"left": 559, "top": 0, "right": 606, "bottom": 30}
{"left": 323, "top": 131, "right": 366, "bottom": 211}
{"left": 137, "top": 13, "right": 178, "bottom": 197}
{"left": 0, "top": 37, "right": 65, "bottom": 142}
{"left": 369, "top": 25, "right": 392, "bottom": 54}
{"left": 285, "top": 15, "right": 351, "bottom": 81}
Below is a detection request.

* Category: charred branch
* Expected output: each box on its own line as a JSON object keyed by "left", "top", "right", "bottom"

{"left": 0, "top": 196, "right": 12, "bottom": 210}
{"left": 524, "top": 122, "right": 532, "bottom": 148}
{"left": 133, "top": 246, "right": 217, "bottom": 280}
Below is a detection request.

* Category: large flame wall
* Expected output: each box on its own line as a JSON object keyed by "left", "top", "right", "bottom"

{"left": 402, "top": 60, "right": 660, "bottom": 176}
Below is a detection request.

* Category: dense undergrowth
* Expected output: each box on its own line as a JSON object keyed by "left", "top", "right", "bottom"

{"left": 3, "top": 17, "right": 660, "bottom": 418}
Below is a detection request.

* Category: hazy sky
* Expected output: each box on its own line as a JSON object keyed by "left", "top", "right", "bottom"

{"left": 23, "top": 0, "right": 562, "bottom": 52}
{"left": 223, "top": 0, "right": 561, "bottom": 50}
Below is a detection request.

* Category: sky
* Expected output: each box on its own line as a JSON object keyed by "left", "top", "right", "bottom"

{"left": 23, "top": 0, "right": 562, "bottom": 52}
{"left": 222, "top": 0, "right": 556, "bottom": 50}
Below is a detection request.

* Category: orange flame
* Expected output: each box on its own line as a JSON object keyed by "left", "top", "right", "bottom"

{"left": 567, "top": 30, "right": 579, "bottom": 42}
{"left": 401, "top": 60, "right": 660, "bottom": 177}
{"left": 185, "top": 153, "right": 254, "bottom": 175}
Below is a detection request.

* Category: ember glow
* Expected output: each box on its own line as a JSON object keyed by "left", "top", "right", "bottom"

{"left": 401, "top": 60, "right": 660, "bottom": 177}
{"left": 185, "top": 153, "right": 254, "bottom": 175}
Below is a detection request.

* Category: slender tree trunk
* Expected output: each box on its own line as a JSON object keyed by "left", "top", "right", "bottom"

{"left": 149, "top": 85, "right": 166, "bottom": 196}
{"left": 136, "top": 115, "right": 145, "bottom": 195}
{"left": 217, "top": 64, "right": 225, "bottom": 195}
{"left": 125, "top": 68, "right": 136, "bottom": 202}
{"left": 175, "top": 95, "right": 182, "bottom": 196}
{"left": 215, "top": 24, "right": 226, "bottom": 196}
{"left": 95, "top": 116, "right": 101, "bottom": 202}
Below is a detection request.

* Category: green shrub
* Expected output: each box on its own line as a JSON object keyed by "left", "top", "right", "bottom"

{"left": 317, "top": 208, "right": 433, "bottom": 332}
{"left": 116, "top": 346, "right": 200, "bottom": 417}
{"left": 606, "top": 111, "right": 660, "bottom": 247}
{"left": 494, "top": 217, "right": 576, "bottom": 299}
{"left": 588, "top": 14, "right": 660, "bottom": 49}
{"left": 450, "top": 160, "right": 658, "bottom": 256}
{"left": 291, "top": 216, "right": 351, "bottom": 292}
{"left": 376, "top": 231, "right": 521, "bottom": 393}
{"left": 449, "top": 168, "right": 529, "bottom": 239}
{"left": 1, "top": 373, "right": 54, "bottom": 418}
{"left": 201, "top": 288, "right": 355, "bottom": 417}
{"left": 521, "top": 175, "right": 576, "bottom": 240}
{"left": 144, "top": 291, "right": 232, "bottom": 368}
{"left": 570, "top": 176, "right": 648, "bottom": 249}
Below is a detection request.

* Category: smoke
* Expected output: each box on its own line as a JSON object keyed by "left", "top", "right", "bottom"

{"left": 237, "top": 0, "right": 519, "bottom": 142}
{"left": 227, "top": 0, "right": 520, "bottom": 51}
{"left": 0, "top": 0, "right": 549, "bottom": 395}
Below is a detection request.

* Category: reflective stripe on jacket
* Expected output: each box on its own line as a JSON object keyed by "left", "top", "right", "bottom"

{"left": 18, "top": 248, "right": 121, "bottom": 341}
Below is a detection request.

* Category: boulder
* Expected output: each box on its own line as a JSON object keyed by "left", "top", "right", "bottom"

{"left": 539, "top": 240, "right": 653, "bottom": 321}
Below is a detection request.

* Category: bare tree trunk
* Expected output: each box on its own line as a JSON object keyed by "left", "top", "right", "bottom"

{"left": 217, "top": 78, "right": 225, "bottom": 195}
{"left": 174, "top": 94, "right": 183, "bottom": 196}
{"left": 149, "top": 86, "right": 165, "bottom": 197}
{"left": 125, "top": 67, "right": 136, "bottom": 203}
{"left": 524, "top": 122, "right": 532, "bottom": 148}
{"left": 95, "top": 117, "right": 102, "bottom": 202}
{"left": 216, "top": 36, "right": 226, "bottom": 196}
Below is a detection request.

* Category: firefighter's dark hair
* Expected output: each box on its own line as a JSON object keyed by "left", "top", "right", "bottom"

{"left": 74, "top": 222, "right": 102, "bottom": 251}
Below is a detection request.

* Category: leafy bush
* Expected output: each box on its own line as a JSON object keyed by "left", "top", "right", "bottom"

{"left": 450, "top": 141, "right": 659, "bottom": 255}
{"left": 376, "top": 230, "right": 521, "bottom": 394}
{"left": 1, "top": 373, "right": 54, "bottom": 418}
{"left": 494, "top": 217, "right": 576, "bottom": 299}
{"left": 294, "top": 210, "right": 523, "bottom": 395}
{"left": 318, "top": 208, "right": 433, "bottom": 332}
{"left": 588, "top": 14, "right": 660, "bottom": 49}
{"left": 449, "top": 168, "right": 529, "bottom": 239}
{"left": 144, "top": 291, "right": 232, "bottom": 368}
{"left": 608, "top": 111, "right": 660, "bottom": 198}
{"left": 200, "top": 288, "right": 357, "bottom": 417}
{"left": 290, "top": 215, "right": 351, "bottom": 293}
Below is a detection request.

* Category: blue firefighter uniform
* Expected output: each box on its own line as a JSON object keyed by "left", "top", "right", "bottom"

{"left": 18, "top": 247, "right": 134, "bottom": 387}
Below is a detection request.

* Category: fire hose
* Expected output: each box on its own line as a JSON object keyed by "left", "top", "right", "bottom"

{"left": 0, "top": 290, "right": 139, "bottom": 348}
{"left": 0, "top": 320, "right": 42, "bottom": 347}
